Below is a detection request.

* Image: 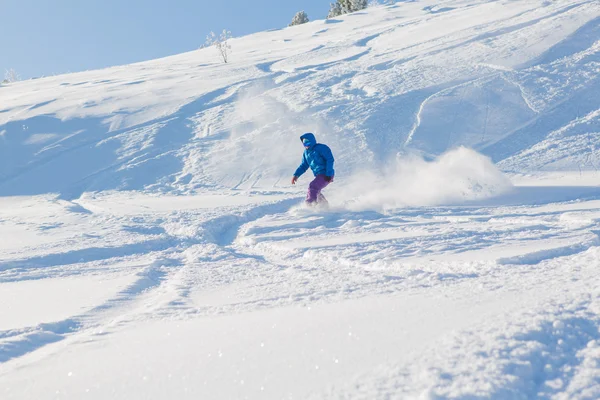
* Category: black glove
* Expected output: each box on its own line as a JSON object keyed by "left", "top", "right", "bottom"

{"left": 324, "top": 176, "right": 333, "bottom": 182}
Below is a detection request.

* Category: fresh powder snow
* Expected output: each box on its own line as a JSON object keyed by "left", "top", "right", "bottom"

{"left": 1, "top": 0, "right": 600, "bottom": 398}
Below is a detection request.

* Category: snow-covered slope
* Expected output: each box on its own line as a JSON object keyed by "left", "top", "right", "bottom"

{"left": 1, "top": 0, "right": 598, "bottom": 197}
{"left": 1, "top": 0, "right": 600, "bottom": 399}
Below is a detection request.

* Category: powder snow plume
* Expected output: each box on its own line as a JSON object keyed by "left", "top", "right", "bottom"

{"left": 334, "top": 147, "right": 513, "bottom": 211}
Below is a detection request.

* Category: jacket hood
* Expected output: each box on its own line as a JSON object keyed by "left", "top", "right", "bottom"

{"left": 300, "top": 133, "right": 317, "bottom": 148}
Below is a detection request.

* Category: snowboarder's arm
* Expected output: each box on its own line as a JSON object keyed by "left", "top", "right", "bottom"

{"left": 293, "top": 153, "right": 309, "bottom": 178}
{"left": 321, "top": 145, "right": 335, "bottom": 177}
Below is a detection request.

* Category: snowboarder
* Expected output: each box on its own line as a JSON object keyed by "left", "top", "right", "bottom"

{"left": 291, "top": 133, "right": 335, "bottom": 206}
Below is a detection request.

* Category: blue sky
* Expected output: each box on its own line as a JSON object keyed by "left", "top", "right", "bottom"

{"left": 1, "top": 0, "right": 328, "bottom": 79}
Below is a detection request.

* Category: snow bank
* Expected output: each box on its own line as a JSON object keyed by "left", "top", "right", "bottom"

{"left": 337, "top": 147, "right": 513, "bottom": 210}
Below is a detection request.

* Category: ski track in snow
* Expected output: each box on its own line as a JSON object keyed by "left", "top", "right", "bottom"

{"left": 2, "top": 185, "right": 600, "bottom": 398}
{"left": 1, "top": 0, "right": 600, "bottom": 398}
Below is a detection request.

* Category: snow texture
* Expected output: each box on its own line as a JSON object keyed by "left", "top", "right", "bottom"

{"left": 1, "top": 0, "right": 600, "bottom": 399}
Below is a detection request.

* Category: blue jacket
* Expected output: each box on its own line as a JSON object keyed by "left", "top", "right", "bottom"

{"left": 294, "top": 133, "right": 335, "bottom": 178}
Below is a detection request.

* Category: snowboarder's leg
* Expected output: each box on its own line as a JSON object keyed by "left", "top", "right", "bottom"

{"left": 306, "top": 175, "right": 329, "bottom": 204}
{"left": 317, "top": 192, "right": 329, "bottom": 208}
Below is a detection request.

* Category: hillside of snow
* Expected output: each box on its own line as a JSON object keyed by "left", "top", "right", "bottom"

{"left": 1, "top": 0, "right": 598, "bottom": 198}
{"left": 1, "top": 0, "right": 600, "bottom": 398}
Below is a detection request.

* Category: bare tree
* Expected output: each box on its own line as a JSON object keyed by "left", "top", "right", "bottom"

{"left": 204, "top": 30, "right": 232, "bottom": 64}
{"left": 4, "top": 68, "right": 20, "bottom": 83}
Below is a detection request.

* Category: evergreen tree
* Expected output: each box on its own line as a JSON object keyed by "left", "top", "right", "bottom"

{"left": 352, "top": 0, "right": 368, "bottom": 10}
{"left": 289, "top": 11, "right": 309, "bottom": 26}
{"left": 340, "top": 0, "right": 353, "bottom": 13}
{"left": 327, "top": 0, "right": 368, "bottom": 19}
{"left": 327, "top": 2, "right": 342, "bottom": 18}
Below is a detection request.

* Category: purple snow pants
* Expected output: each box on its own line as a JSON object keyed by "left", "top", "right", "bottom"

{"left": 306, "top": 175, "right": 331, "bottom": 204}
